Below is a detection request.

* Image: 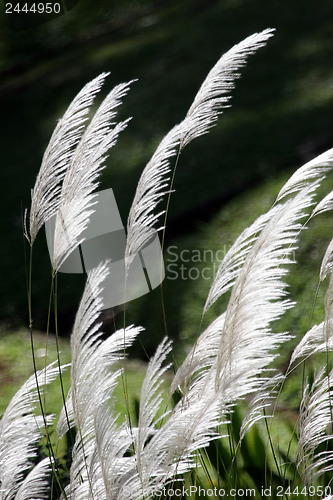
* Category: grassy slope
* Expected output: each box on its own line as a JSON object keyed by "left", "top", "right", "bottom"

{"left": 0, "top": 329, "right": 150, "bottom": 424}
{"left": 0, "top": 329, "right": 72, "bottom": 417}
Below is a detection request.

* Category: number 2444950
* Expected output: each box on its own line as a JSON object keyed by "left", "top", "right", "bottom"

{"left": 5, "top": 3, "right": 61, "bottom": 14}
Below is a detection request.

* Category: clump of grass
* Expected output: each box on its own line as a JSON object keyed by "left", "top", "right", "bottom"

{"left": 2, "top": 28, "right": 333, "bottom": 500}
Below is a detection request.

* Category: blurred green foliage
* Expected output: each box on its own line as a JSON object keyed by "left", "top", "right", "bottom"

{"left": 0, "top": 328, "right": 152, "bottom": 429}
{"left": 0, "top": 329, "right": 71, "bottom": 417}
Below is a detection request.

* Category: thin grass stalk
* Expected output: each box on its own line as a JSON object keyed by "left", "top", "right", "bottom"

{"left": 27, "top": 247, "right": 68, "bottom": 498}
{"left": 27, "top": 248, "right": 53, "bottom": 481}
{"left": 158, "top": 145, "right": 182, "bottom": 337}
{"left": 120, "top": 280, "right": 137, "bottom": 456}
{"left": 53, "top": 274, "right": 72, "bottom": 442}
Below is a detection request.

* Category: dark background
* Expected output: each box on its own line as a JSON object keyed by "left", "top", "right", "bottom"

{"left": 1, "top": 0, "right": 333, "bottom": 355}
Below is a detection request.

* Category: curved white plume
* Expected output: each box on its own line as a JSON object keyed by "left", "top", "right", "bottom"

{"left": 125, "top": 29, "right": 275, "bottom": 270}
{"left": 28, "top": 73, "right": 108, "bottom": 245}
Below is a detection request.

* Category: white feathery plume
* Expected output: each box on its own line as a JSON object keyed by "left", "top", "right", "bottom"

{"left": 276, "top": 147, "right": 333, "bottom": 202}
{"left": 83, "top": 336, "right": 223, "bottom": 500}
{"left": 117, "top": 337, "right": 229, "bottom": 500}
{"left": 28, "top": 73, "right": 108, "bottom": 245}
{"left": 57, "top": 262, "right": 139, "bottom": 437}
{"left": 135, "top": 389, "right": 221, "bottom": 494}
{"left": 320, "top": 238, "right": 333, "bottom": 282}
{"left": 295, "top": 249, "right": 333, "bottom": 484}
{"left": 88, "top": 339, "right": 173, "bottom": 500}
{"left": 291, "top": 262, "right": 333, "bottom": 365}
{"left": 93, "top": 406, "right": 134, "bottom": 500}
{"left": 56, "top": 260, "right": 107, "bottom": 497}
{"left": 69, "top": 262, "right": 107, "bottom": 421}
{"left": 173, "top": 183, "right": 319, "bottom": 440}
{"left": 204, "top": 207, "right": 280, "bottom": 313}
{"left": 135, "top": 338, "right": 172, "bottom": 486}
{"left": 137, "top": 338, "right": 172, "bottom": 443}
{"left": 125, "top": 121, "right": 186, "bottom": 269}
{"left": 120, "top": 392, "right": 221, "bottom": 500}
{"left": 324, "top": 271, "right": 333, "bottom": 336}
{"left": 311, "top": 190, "right": 333, "bottom": 218}
{"left": 57, "top": 261, "right": 141, "bottom": 499}
{"left": 308, "top": 189, "right": 333, "bottom": 290}
{"left": 298, "top": 368, "right": 333, "bottom": 484}
{"left": 204, "top": 142, "right": 333, "bottom": 314}
{"left": 125, "top": 29, "right": 275, "bottom": 269}
{"left": 0, "top": 362, "right": 61, "bottom": 500}
{"left": 318, "top": 270, "right": 333, "bottom": 357}
{"left": 52, "top": 81, "right": 133, "bottom": 271}
{"left": 57, "top": 321, "right": 140, "bottom": 437}
{"left": 14, "top": 458, "right": 52, "bottom": 500}
{"left": 170, "top": 313, "right": 226, "bottom": 395}
{"left": 166, "top": 180, "right": 322, "bottom": 465}
{"left": 289, "top": 322, "right": 328, "bottom": 365}
{"left": 240, "top": 373, "right": 284, "bottom": 439}
{"left": 182, "top": 28, "right": 275, "bottom": 146}
{"left": 212, "top": 184, "right": 318, "bottom": 396}
{"left": 67, "top": 326, "right": 141, "bottom": 500}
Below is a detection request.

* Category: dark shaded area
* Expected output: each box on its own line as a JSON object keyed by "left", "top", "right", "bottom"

{"left": 1, "top": 0, "right": 333, "bottom": 346}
